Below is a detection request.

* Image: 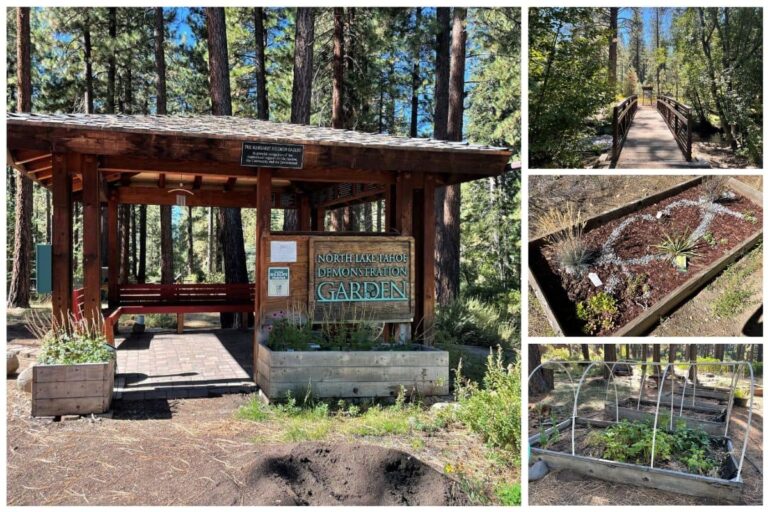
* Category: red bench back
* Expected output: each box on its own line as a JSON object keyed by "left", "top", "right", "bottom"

{"left": 118, "top": 283, "right": 255, "bottom": 306}
{"left": 72, "top": 288, "right": 86, "bottom": 321}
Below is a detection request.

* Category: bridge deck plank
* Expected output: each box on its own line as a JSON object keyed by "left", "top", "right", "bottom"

{"left": 616, "top": 107, "right": 687, "bottom": 168}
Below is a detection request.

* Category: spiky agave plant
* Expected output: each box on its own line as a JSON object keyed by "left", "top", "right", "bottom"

{"left": 653, "top": 229, "right": 701, "bottom": 261}
{"left": 535, "top": 203, "right": 591, "bottom": 275}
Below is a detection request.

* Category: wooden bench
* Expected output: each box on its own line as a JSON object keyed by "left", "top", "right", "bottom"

{"left": 103, "top": 283, "right": 255, "bottom": 346}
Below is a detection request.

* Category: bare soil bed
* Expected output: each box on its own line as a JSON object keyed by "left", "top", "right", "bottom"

{"left": 532, "top": 181, "right": 762, "bottom": 335}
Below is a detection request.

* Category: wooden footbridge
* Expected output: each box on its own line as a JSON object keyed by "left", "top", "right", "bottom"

{"left": 610, "top": 95, "right": 709, "bottom": 168}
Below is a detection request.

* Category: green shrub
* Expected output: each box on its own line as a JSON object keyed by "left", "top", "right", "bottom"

{"left": 576, "top": 291, "right": 618, "bottom": 335}
{"left": 495, "top": 482, "right": 521, "bottom": 506}
{"left": 38, "top": 329, "right": 114, "bottom": 365}
{"left": 454, "top": 347, "right": 521, "bottom": 458}
{"left": 435, "top": 297, "right": 515, "bottom": 348}
{"left": 267, "top": 318, "right": 316, "bottom": 351}
{"left": 143, "top": 314, "right": 177, "bottom": 329}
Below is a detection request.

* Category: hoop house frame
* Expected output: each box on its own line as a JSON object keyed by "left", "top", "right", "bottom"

{"left": 528, "top": 360, "right": 755, "bottom": 501}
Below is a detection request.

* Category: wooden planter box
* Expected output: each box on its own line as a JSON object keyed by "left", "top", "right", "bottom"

{"left": 32, "top": 360, "right": 115, "bottom": 417}
{"left": 530, "top": 417, "right": 742, "bottom": 501}
{"left": 256, "top": 345, "right": 449, "bottom": 401}
{"left": 529, "top": 177, "right": 763, "bottom": 336}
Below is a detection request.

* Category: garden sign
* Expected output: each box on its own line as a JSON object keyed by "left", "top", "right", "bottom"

{"left": 308, "top": 236, "right": 415, "bottom": 323}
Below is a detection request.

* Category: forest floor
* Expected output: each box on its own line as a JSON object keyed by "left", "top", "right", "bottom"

{"left": 6, "top": 317, "right": 518, "bottom": 506}
{"left": 529, "top": 381, "right": 763, "bottom": 505}
{"left": 527, "top": 175, "right": 763, "bottom": 337}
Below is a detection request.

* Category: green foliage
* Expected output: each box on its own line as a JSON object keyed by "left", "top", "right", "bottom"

{"left": 454, "top": 348, "right": 521, "bottom": 457}
{"left": 143, "top": 314, "right": 177, "bottom": 329}
{"left": 38, "top": 329, "right": 114, "bottom": 365}
{"left": 435, "top": 297, "right": 515, "bottom": 348}
{"left": 495, "top": 482, "right": 521, "bottom": 506}
{"left": 529, "top": 8, "right": 614, "bottom": 167}
{"left": 266, "top": 317, "right": 316, "bottom": 351}
{"left": 711, "top": 250, "right": 761, "bottom": 319}
{"left": 653, "top": 230, "right": 700, "bottom": 261}
{"left": 576, "top": 291, "right": 618, "bottom": 335}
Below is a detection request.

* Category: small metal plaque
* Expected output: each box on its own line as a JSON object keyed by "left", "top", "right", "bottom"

{"left": 241, "top": 142, "right": 304, "bottom": 169}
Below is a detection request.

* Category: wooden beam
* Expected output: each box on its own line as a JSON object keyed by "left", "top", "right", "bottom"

{"left": 158, "top": 173, "right": 166, "bottom": 188}
{"left": 313, "top": 207, "right": 325, "bottom": 231}
{"left": 51, "top": 152, "right": 73, "bottom": 323}
{"left": 107, "top": 195, "right": 119, "bottom": 307}
{"left": 298, "top": 194, "right": 311, "bottom": 231}
{"left": 224, "top": 176, "right": 237, "bottom": 191}
{"left": 15, "top": 151, "right": 52, "bottom": 166}
{"left": 254, "top": 168, "right": 272, "bottom": 378}
{"left": 116, "top": 186, "right": 260, "bottom": 208}
{"left": 417, "top": 174, "right": 436, "bottom": 342}
{"left": 81, "top": 154, "right": 102, "bottom": 323}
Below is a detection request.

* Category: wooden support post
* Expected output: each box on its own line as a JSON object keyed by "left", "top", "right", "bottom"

{"left": 107, "top": 195, "right": 119, "bottom": 307}
{"left": 312, "top": 207, "right": 325, "bottom": 232}
{"left": 298, "top": 195, "right": 311, "bottom": 231}
{"left": 611, "top": 105, "right": 619, "bottom": 163}
{"left": 385, "top": 184, "right": 397, "bottom": 232}
{"left": 394, "top": 173, "right": 413, "bottom": 342}
{"left": 254, "top": 168, "right": 272, "bottom": 370}
{"left": 52, "top": 152, "right": 73, "bottom": 324}
{"left": 686, "top": 111, "right": 692, "bottom": 162}
{"left": 82, "top": 154, "right": 102, "bottom": 324}
{"left": 418, "top": 175, "right": 436, "bottom": 343}
{"left": 177, "top": 313, "right": 184, "bottom": 334}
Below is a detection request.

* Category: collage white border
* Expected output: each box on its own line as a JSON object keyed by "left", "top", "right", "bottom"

{"left": 0, "top": 1, "right": 766, "bottom": 510}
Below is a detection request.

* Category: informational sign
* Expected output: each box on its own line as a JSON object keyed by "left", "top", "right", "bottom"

{"left": 308, "top": 237, "right": 415, "bottom": 323}
{"left": 268, "top": 267, "right": 290, "bottom": 297}
{"left": 270, "top": 240, "right": 297, "bottom": 263}
{"left": 240, "top": 142, "right": 304, "bottom": 169}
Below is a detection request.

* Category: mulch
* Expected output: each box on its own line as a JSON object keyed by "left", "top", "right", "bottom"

{"left": 534, "top": 182, "right": 762, "bottom": 335}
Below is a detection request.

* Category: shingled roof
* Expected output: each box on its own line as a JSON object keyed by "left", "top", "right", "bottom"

{"left": 6, "top": 112, "right": 509, "bottom": 155}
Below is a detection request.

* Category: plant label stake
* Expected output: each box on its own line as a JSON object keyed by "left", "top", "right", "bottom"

{"left": 674, "top": 254, "right": 688, "bottom": 272}
{"left": 588, "top": 272, "right": 603, "bottom": 287}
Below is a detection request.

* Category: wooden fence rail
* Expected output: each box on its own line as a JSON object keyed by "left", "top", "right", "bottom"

{"left": 611, "top": 95, "right": 638, "bottom": 164}
{"left": 657, "top": 95, "right": 692, "bottom": 161}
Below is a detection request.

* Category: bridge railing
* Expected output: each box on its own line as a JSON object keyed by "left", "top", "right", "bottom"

{"left": 657, "top": 95, "right": 692, "bottom": 161}
{"left": 611, "top": 95, "right": 638, "bottom": 164}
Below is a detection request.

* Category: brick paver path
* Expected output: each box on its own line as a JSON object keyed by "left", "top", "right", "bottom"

{"left": 114, "top": 329, "right": 256, "bottom": 400}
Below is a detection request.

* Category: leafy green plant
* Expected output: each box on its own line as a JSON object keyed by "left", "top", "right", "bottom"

{"left": 495, "top": 483, "right": 521, "bottom": 506}
{"left": 653, "top": 230, "right": 701, "bottom": 261}
{"left": 434, "top": 297, "right": 515, "bottom": 348}
{"left": 576, "top": 291, "right": 619, "bottom": 335}
{"left": 702, "top": 231, "right": 717, "bottom": 247}
{"left": 585, "top": 420, "right": 672, "bottom": 465}
{"left": 31, "top": 313, "right": 114, "bottom": 365}
{"left": 743, "top": 211, "right": 757, "bottom": 224}
{"left": 267, "top": 317, "right": 315, "bottom": 351}
{"left": 454, "top": 347, "right": 521, "bottom": 458}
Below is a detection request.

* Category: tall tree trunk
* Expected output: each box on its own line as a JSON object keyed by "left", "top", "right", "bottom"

{"left": 119, "top": 205, "right": 130, "bottom": 284}
{"left": 155, "top": 7, "right": 173, "bottom": 285}
{"left": 8, "top": 7, "right": 33, "bottom": 308}
{"left": 432, "top": 8, "right": 451, "bottom": 293}
{"left": 187, "top": 206, "right": 194, "bottom": 276}
{"left": 653, "top": 344, "right": 661, "bottom": 375}
{"left": 345, "top": 8, "right": 356, "bottom": 128}
{"left": 715, "top": 344, "right": 725, "bottom": 361}
{"left": 253, "top": 8, "right": 269, "bottom": 120}
{"left": 608, "top": 8, "right": 618, "bottom": 94}
{"left": 207, "top": 207, "right": 214, "bottom": 273}
{"left": 529, "top": 344, "right": 553, "bottom": 394}
{"left": 130, "top": 206, "right": 137, "bottom": 278}
{"left": 436, "top": 8, "right": 466, "bottom": 305}
{"left": 603, "top": 344, "right": 617, "bottom": 379}
{"left": 207, "top": 7, "right": 249, "bottom": 328}
{"left": 581, "top": 344, "right": 590, "bottom": 361}
{"left": 137, "top": 205, "right": 146, "bottom": 283}
{"left": 83, "top": 12, "right": 93, "bottom": 113}
{"left": 409, "top": 7, "right": 422, "bottom": 137}
{"left": 331, "top": 7, "right": 344, "bottom": 129}
{"left": 284, "top": 7, "right": 315, "bottom": 231}
{"left": 106, "top": 8, "right": 116, "bottom": 113}
{"left": 687, "top": 344, "right": 697, "bottom": 383}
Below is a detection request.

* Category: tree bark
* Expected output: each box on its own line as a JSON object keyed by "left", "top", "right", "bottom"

{"left": 715, "top": 344, "right": 725, "bottom": 361}
{"left": 107, "top": 8, "right": 117, "bottom": 113}
{"left": 137, "top": 205, "right": 146, "bottom": 283}
{"left": 581, "top": 344, "right": 590, "bottom": 361}
{"left": 608, "top": 8, "right": 618, "bottom": 94}
{"left": 436, "top": 8, "right": 466, "bottom": 305}
{"left": 155, "top": 7, "right": 173, "bottom": 285}
{"left": 409, "top": 7, "right": 422, "bottom": 137}
{"left": 187, "top": 206, "right": 194, "bottom": 276}
{"left": 529, "top": 344, "right": 553, "bottom": 394}
{"left": 687, "top": 344, "right": 697, "bottom": 383}
{"left": 603, "top": 344, "right": 617, "bottom": 379}
{"left": 253, "top": 8, "right": 269, "bottom": 120}
{"left": 653, "top": 344, "right": 661, "bottom": 375}
{"left": 83, "top": 11, "right": 93, "bottom": 113}
{"left": 432, "top": 8, "right": 451, "bottom": 287}
{"left": 207, "top": 7, "right": 249, "bottom": 328}
{"left": 8, "top": 7, "right": 33, "bottom": 308}
{"left": 130, "top": 205, "right": 137, "bottom": 278}
{"left": 331, "top": 7, "right": 344, "bottom": 129}
{"left": 119, "top": 205, "right": 130, "bottom": 284}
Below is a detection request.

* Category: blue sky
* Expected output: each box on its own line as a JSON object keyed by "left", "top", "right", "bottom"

{"left": 619, "top": 7, "right": 674, "bottom": 48}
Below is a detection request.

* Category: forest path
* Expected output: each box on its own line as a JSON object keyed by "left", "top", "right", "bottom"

{"left": 616, "top": 107, "right": 705, "bottom": 169}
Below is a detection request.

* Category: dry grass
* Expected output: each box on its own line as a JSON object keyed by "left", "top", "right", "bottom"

{"left": 533, "top": 203, "right": 590, "bottom": 274}
{"left": 701, "top": 176, "right": 731, "bottom": 201}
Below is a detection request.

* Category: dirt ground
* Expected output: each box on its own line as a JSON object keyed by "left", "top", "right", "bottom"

{"left": 529, "top": 397, "right": 763, "bottom": 505}
{"left": 6, "top": 338, "right": 516, "bottom": 506}
{"left": 528, "top": 175, "right": 763, "bottom": 337}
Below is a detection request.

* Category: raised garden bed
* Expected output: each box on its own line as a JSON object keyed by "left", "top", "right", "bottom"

{"left": 530, "top": 417, "right": 742, "bottom": 501}
{"left": 256, "top": 344, "right": 449, "bottom": 401}
{"left": 32, "top": 360, "right": 115, "bottom": 417}
{"left": 530, "top": 177, "right": 763, "bottom": 335}
{"left": 607, "top": 398, "right": 726, "bottom": 435}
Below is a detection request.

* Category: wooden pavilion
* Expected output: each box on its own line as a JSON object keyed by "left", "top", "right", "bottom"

{"left": 6, "top": 113, "right": 512, "bottom": 365}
